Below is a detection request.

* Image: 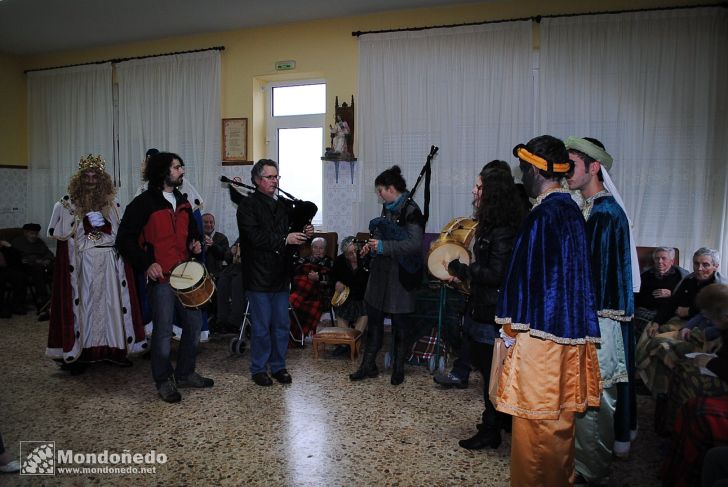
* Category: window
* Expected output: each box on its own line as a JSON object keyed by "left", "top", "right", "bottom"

{"left": 267, "top": 81, "right": 326, "bottom": 226}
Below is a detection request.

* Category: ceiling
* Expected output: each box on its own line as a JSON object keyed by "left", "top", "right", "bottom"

{"left": 0, "top": 0, "right": 474, "bottom": 56}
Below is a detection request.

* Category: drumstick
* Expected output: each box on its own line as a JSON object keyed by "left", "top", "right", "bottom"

{"left": 169, "top": 274, "right": 194, "bottom": 280}
{"left": 164, "top": 271, "right": 195, "bottom": 280}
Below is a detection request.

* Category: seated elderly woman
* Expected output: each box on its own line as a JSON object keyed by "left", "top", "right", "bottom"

{"left": 330, "top": 236, "right": 369, "bottom": 334}
{"left": 637, "top": 247, "right": 726, "bottom": 395}
{"left": 289, "top": 237, "right": 333, "bottom": 339}
{"left": 660, "top": 283, "right": 728, "bottom": 486}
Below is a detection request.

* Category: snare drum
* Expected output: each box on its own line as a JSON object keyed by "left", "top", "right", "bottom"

{"left": 427, "top": 217, "right": 478, "bottom": 292}
{"left": 169, "top": 261, "right": 216, "bottom": 308}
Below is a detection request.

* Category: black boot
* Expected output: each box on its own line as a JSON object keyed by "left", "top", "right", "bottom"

{"left": 350, "top": 320, "right": 383, "bottom": 381}
{"left": 390, "top": 323, "right": 408, "bottom": 386}
{"left": 349, "top": 352, "right": 379, "bottom": 380}
{"left": 458, "top": 428, "right": 501, "bottom": 450}
{"left": 464, "top": 403, "right": 501, "bottom": 449}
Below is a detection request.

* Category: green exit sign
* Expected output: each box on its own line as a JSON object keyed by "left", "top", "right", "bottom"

{"left": 275, "top": 60, "right": 296, "bottom": 71}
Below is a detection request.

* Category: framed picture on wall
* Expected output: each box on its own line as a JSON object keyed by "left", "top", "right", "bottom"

{"left": 222, "top": 118, "right": 250, "bottom": 165}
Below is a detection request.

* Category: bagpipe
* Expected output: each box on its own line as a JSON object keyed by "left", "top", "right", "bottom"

{"left": 221, "top": 175, "right": 318, "bottom": 233}
{"left": 368, "top": 145, "right": 438, "bottom": 241}
{"left": 368, "top": 146, "right": 438, "bottom": 289}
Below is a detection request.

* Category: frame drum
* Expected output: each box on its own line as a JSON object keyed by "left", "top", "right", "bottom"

{"left": 331, "top": 285, "right": 350, "bottom": 307}
{"left": 426, "top": 217, "right": 478, "bottom": 288}
{"left": 169, "top": 261, "right": 216, "bottom": 308}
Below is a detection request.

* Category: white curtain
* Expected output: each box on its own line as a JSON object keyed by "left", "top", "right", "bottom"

{"left": 356, "top": 22, "right": 534, "bottom": 233}
{"left": 116, "top": 51, "right": 225, "bottom": 235}
{"left": 539, "top": 8, "right": 728, "bottom": 267}
{"left": 26, "top": 64, "right": 114, "bottom": 233}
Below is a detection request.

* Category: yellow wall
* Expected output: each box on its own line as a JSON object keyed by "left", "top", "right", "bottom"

{"left": 2, "top": 0, "right": 708, "bottom": 166}
{"left": 0, "top": 53, "right": 27, "bottom": 166}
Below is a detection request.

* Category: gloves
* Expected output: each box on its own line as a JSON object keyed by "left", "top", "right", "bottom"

{"left": 499, "top": 327, "right": 516, "bottom": 348}
{"left": 86, "top": 211, "right": 105, "bottom": 227}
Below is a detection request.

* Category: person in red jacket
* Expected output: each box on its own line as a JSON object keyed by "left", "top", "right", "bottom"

{"left": 117, "top": 152, "right": 214, "bottom": 403}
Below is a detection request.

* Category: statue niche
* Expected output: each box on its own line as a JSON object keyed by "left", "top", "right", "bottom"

{"left": 324, "top": 96, "right": 356, "bottom": 161}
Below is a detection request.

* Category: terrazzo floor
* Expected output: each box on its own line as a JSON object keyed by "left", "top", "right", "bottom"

{"left": 1, "top": 315, "right": 666, "bottom": 486}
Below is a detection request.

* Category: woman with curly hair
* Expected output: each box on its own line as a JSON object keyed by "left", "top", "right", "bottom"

{"left": 445, "top": 161, "right": 526, "bottom": 449}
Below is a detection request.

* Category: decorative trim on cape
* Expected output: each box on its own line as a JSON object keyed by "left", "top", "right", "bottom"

{"left": 597, "top": 309, "right": 634, "bottom": 322}
{"left": 496, "top": 316, "right": 601, "bottom": 344}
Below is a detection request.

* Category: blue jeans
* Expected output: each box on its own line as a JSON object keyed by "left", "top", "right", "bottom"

{"left": 247, "top": 291, "right": 290, "bottom": 376}
{"left": 149, "top": 282, "right": 202, "bottom": 387}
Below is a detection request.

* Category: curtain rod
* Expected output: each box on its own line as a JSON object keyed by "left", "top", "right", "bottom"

{"left": 351, "top": 2, "right": 727, "bottom": 36}
{"left": 24, "top": 46, "right": 225, "bottom": 74}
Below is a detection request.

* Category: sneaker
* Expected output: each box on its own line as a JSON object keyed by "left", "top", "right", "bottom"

{"left": 0, "top": 460, "right": 20, "bottom": 473}
{"left": 176, "top": 372, "right": 214, "bottom": 388}
{"left": 272, "top": 369, "right": 292, "bottom": 384}
{"left": 613, "top": 440, "right": 631, "bottom": 459}
{"left": 433, "top": 372, "right": 468, "bottom": 389}
{"left": 157, "top": 378, "right": 181, "bottom": 403}
{"left": 252, "top": 372, "right": 273, "bottom": 386}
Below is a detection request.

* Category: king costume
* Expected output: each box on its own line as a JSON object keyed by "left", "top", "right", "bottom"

{"left": 496, "top": 145, "right": 602, "bottom": 487}
{"left": 46, "top": 155, "right": 146, "bottom": 365}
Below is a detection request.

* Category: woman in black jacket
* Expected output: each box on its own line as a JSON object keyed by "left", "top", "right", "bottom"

{"left": 446, "top": 161, "right": 527, "bottom": 450}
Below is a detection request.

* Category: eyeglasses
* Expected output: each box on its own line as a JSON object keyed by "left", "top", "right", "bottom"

{"left": 261, "top": 175, "right": 281, "bottom": 181}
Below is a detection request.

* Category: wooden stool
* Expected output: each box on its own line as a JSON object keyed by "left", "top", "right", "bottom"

{"left": 312, "top": 327, "right": 362, "bottom": 360}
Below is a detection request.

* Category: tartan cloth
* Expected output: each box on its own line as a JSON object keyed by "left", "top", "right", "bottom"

{"left": 661, "top": 395, "right": 728, "bottom": 487}
{"left": 289, "top": 258, "right": 332, "bottom": 336}
{"left": 661, "top": 360, "right": 728, "bottom": 437}
{"left": 408, "top": 329, "right": 447, "bottom": 364}
{"left": 636, "top": 318, "right": 705, "bottom": 395}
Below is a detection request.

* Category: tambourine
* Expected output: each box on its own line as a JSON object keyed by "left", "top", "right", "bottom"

{"left": 331, "top": 285, "right": 350, "bottom": 307}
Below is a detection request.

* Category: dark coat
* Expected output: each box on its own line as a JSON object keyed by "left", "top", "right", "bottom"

{"left": 448, "top": 225, "right": 517, "bottom": 324}
{"left": 364, "top": 200, "right": 424, "bottom": 314}
{"left": 205, "top": 231, "right": 231, "bottom": 276}
{"left": 236, "top": 191, "right": 293, "bottom": 292}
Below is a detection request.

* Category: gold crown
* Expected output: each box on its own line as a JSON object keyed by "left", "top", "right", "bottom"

{"left": 78, "top": 154, "right": 106, "bottom": 172}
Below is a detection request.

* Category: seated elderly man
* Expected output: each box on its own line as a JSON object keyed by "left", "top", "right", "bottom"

{"left": 289, "top": 237, "right": 333, "bottom": 340}
{"left": 215, "top": 238, "right": 244, "bottom": 333}
{"left": 0, "top": 240, "right": 28, "bottom": 318}
{"left": 11, "top": 223, "right": 54, "bottom": 309}
{"left": 647, "top": 247, "right": 725, "bottom": 334}
{"left": 202, "top": 212, "right": 231, "bottom": 277}
{"left": 637, "top": 247, "right": 726, "bottom": 396}
{"left": 635, "top": 247, "right": 688, "bottom": 336}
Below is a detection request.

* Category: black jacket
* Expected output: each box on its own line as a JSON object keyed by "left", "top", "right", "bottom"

{"left": 448, "top": 225, "right": 517, "bottom": 324}
{"left": 237, "top": 191, "right": 295, "bottom": 292}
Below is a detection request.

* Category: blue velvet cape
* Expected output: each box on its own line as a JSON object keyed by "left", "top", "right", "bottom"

{"left": 584, "top": 195, "right": 634, "bottom": 321}
{"left": 495, "top": 192, "right": 600, "bottom": 344}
